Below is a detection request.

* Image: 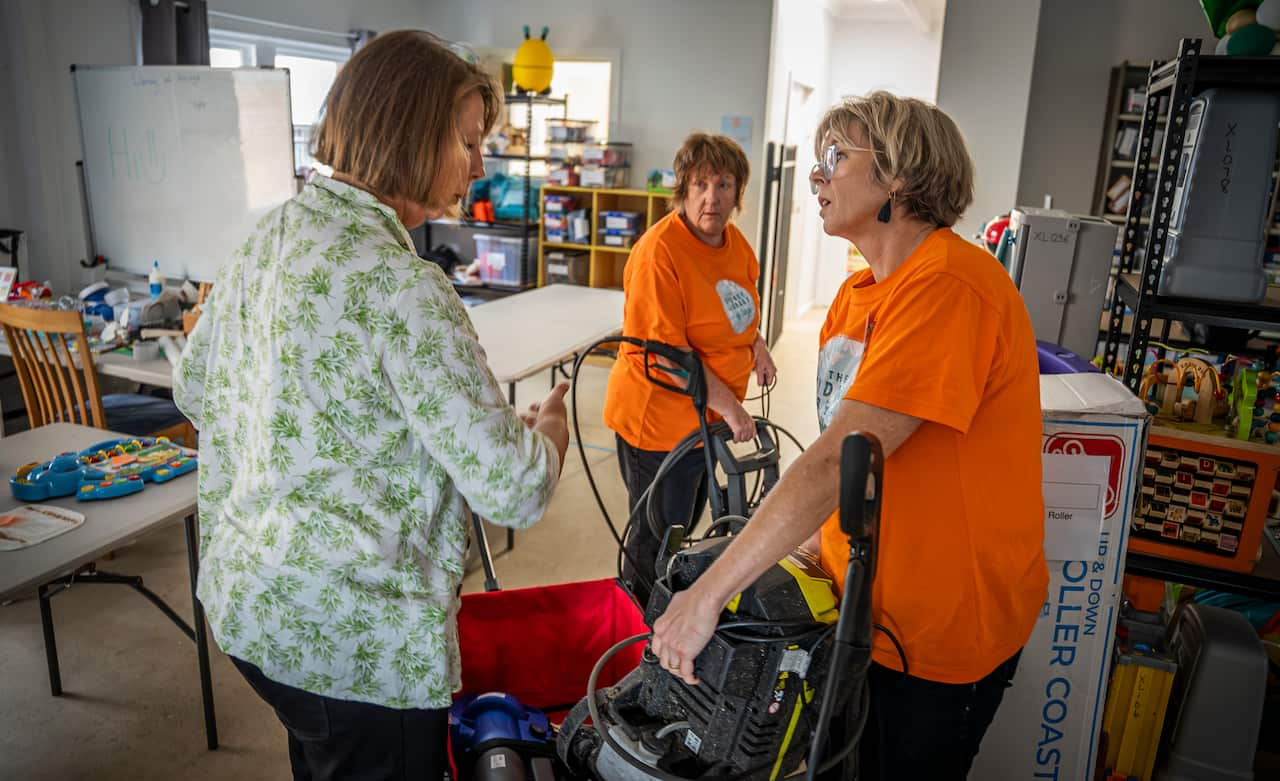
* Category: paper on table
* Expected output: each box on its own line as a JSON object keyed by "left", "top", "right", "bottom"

{"left": 0, "top": 505, "right": 85, "bottom": 551}
{"left": 1042, "top": 453, "right": 1109, "bottom": 561}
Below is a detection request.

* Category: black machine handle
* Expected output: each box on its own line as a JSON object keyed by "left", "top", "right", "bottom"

{"left": 642, "top": 340, "right": 723, "bottom": 518}
{"left": 642, "top": 341, "right": 708, "bottom": 411}
{"left": 839, "top": 432, "right": 882, "bottom": 582}
{"left": 806, "top": 432, "right": 883, "bottom": 781}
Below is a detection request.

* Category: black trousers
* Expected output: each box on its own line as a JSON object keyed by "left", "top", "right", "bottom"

{"left": 615, "top": 434, "right": 709, "bottom": 606}
{"left": 231, "top": 657, "right": 449, "bottom": 781}
{"left": 854, "top": 650, "right": 1023, "bottom": 780}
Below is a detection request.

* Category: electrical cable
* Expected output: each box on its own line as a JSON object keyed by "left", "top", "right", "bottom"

{"left": 586, "top": 633, "right": 690, "bottom": 781}
{"left": 639, "top": 417, "right": 802, "bottom": 548}
{"left": 874, "top": 622, "right": 909, "bottom": 676}
{"left": 583, "top": 618, "right": 840, "bottom": 781}
{"left": 568, "top": 336, "right": 807, "bottom": 602}
{"left": 570, "top": 337, "right": 667, "bottom": 591}
{"left": 814, "top": 683, "right": 871, "bottom": 775}
{"left": 570, "top": 335, "right": 878, "bottom": 779}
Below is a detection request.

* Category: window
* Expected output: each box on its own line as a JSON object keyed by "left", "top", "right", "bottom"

{"left": 209, "top": 47, "right": 245, "bottom": 68}
{"left": 551, "top": 60, "right": 613, "bottom": 141}
{"left": 499, "top": 58, "right": 615, "bottom": 179}
{"left": 210, "top": 30, "right": 349, "bottom": 176}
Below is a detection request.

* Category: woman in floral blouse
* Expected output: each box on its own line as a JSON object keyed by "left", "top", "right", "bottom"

{"left": 174, "top": 31, "right": 569, "bottom": 780}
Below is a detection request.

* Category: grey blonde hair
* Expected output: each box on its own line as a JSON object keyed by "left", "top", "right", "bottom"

{"left": 814, "top": 91, "right": 974, "bottom": 227}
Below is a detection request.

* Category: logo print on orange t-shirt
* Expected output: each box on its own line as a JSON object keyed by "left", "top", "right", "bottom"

{"left": 816, "top": 334, "right": 865, "bottom": 430}
{"left": 716, "top": 280, "right": 756, "bottom": 334}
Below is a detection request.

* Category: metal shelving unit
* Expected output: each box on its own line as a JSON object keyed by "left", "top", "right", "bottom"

{"left": 426, "top": 93, "right": 568, "bottom": 295}
{"left": 1096, "top": 39, "right": 1280, "bottom": 601}
{"left": 1100, "top": 39, "right": 1280, "bottom": 391}
{"left": 498, "top": 93, "right": 567, "bottom": 290}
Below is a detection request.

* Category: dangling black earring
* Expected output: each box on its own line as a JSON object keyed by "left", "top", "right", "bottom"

{"left": 877, "top": 197, "right": 893, "bottom": 224}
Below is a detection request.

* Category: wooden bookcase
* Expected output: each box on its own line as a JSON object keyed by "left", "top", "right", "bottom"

{"left": 538, "top": 185, "right": 672, "bottom": 288}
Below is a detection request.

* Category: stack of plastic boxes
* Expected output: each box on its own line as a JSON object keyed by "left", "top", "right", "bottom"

{"left": 600, "top": 211, "right": 641, "bottom": 248}
{"left": 544, "top": 195, "right": 576, "bottom": 243}
{"left": 544, "top": 194, "right": 591, "bottom": 245}
{"left": 581, "top": 143, "right": 632, "bottom": 189}
{"left": 547, "top": 120, "right": 597, "bottom": 187}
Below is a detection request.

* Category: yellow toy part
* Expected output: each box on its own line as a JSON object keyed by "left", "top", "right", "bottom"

{"left": 513, "top": 25, "right": 554, "bottom": 94}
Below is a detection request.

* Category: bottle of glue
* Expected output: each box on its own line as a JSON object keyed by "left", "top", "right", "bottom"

{"left": 149, "top": 260, "right": 164, "bottom": 299}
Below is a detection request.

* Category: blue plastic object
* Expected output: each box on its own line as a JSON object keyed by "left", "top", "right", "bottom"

{"left": 10, "top": 436, "right": 197, "bottom": 502}
{"left": 1037, "top": 340, "right": 1100, "bottom": 375}
{"left": 449, "top": 692, "right": 550, "bottom": 755}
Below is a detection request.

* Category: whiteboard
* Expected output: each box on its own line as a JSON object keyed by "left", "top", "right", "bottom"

{"left": 73, "top": 65, "right": 295, "bottom": 282}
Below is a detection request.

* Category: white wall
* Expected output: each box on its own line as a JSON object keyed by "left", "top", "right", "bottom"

{"left": 799, "top": 14, "right": 944, "bottom": 312}
{"left": 763, "top": 0, "right": 843, "bottom": 320}
{"left": 424, "top": 0, "right": 774, "bottom": 252}
{"left": 207, "top": 0, "right": 424, "bottom": 46}
{"left": 827, "top": 19, "right": 942, "bottom": 103}
{"left": 935, "top": 0, "right": 1043, "bottom": 242}
{"left": 0, "top": 0, "right": 425, "bottom": 294}
{"left": 1015, "top": 0, "right": 1213, "bottom": 217}
{"left": 0, "top": 4, "right": 25, "bottom": 253}
{"left": 0, "top": 0, "right": 138, "bottom": 294}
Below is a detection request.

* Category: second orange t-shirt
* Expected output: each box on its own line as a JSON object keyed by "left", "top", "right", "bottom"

{"left": 604, "top": 210, "right": 760, "bottom": 451}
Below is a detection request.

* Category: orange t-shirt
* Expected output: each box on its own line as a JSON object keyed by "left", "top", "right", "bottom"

{"left": 816, "top": 227, "right": 1048, "bottom": 684}
{"left": 604, "top": 211, "right": 760, "bottom": 451}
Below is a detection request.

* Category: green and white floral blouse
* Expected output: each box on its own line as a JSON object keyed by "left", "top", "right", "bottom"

{"left": 173, "top": 175, "right": 560, "bottom": 709}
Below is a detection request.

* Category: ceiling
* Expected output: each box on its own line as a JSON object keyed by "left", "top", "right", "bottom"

{"left": 826, "top": 0, "right": 946, "bottom": 32}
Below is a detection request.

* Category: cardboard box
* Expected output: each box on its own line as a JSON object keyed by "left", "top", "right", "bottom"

{"left": 972, "top": 372, "right": 1150, "bottom": 781}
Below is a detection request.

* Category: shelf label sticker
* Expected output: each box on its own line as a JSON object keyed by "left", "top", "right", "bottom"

{"left": 1042, "top": 453, "right": 1108, "bottom": 561}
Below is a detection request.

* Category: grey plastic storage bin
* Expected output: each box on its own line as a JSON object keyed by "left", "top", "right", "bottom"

{"left": 1156, "top": 602, "right": 1268, "bottom": 781}
{"left": 474, "top": 235, "right": 537, "bottom": 287}
{"left": 1160, "top": 88, "right": 1278, "bottom": 303}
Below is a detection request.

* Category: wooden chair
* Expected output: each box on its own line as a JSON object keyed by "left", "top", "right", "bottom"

{"left": 0, "top": 303, "right": 195, "bottom": 446}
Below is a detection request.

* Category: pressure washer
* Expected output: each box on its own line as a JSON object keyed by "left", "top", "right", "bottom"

{"left": 553, "top": 339, "right": 887, "bottom": 780}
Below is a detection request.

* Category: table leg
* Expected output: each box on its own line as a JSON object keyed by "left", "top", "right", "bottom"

{"left": 37, "top": 583, "right": 62, "bottom": 696}
{"left": 184, "top": 513, "right": 219, "bottom": 750}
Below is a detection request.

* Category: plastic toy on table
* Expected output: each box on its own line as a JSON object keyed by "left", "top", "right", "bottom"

{"left": 10, "top": 436, "right": 197, "bottom": 502}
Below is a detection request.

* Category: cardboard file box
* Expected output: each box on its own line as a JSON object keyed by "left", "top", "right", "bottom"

{"left": 973, "top": 372, "right": 1150, "bottom": 781}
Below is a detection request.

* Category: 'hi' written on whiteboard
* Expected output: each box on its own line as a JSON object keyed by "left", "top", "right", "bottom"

{"left": 107, "top": 128, "right": 166, "bottom": 185}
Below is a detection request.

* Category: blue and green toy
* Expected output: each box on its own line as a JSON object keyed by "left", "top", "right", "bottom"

{"left": 10, "top": 436, "right": 197, "bottom": 502}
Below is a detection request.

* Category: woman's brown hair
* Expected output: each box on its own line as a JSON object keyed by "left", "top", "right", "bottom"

{"left": 670, "top": 132, "right": 751, "bottom": 213}
{"left": 312, "top": 30, "right": 502, "bottom": 215}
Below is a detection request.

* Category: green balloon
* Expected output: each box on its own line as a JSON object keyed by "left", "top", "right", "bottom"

{"left": 1226, "top": 22, "right": 1277, "bottom": 54}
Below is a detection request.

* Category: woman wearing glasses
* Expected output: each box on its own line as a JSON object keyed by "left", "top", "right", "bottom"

{"left": 603, "top": 132, "right": 777, "bottom": 606}
{"left": 649, "top": 92, "right": 1047, "bottom": 780}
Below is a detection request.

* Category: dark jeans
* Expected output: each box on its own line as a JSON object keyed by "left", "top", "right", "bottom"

{"left": 231, "top": 657, "right": 449, "bottom": 781}
{"left": 615, "top": 434, "right": 709, "bottom": 606}
{"left": 855, "top": 650, "right": 1023, "bottom": 780}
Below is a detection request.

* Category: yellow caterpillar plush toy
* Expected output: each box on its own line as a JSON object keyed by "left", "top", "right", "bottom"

{"left": 513, "top": 25, "right": 554, "bottom": 94}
